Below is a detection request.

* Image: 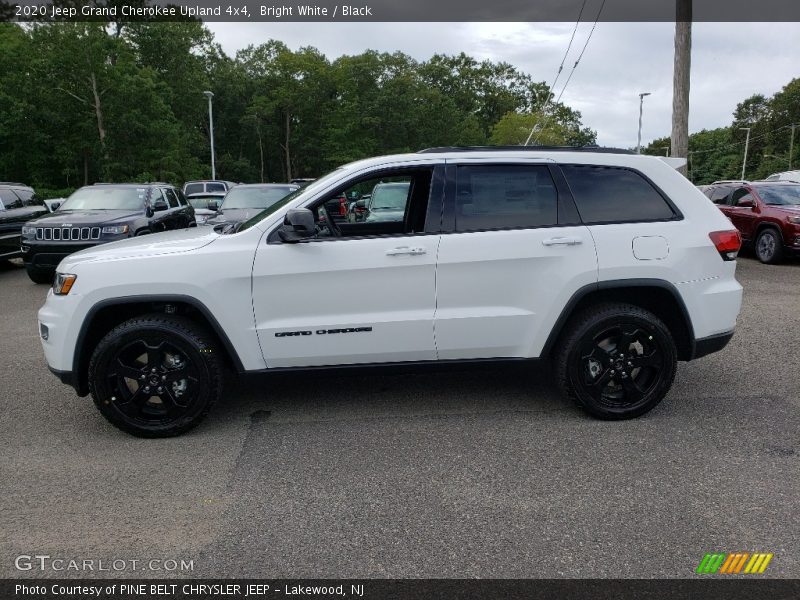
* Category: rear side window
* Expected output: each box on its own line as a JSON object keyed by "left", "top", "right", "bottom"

{"left": 163, "top": 189, "right": 179, "bottom": 208}
{"left": 454, "top": 165, "right": 558, "bottom": 231}
{"left": 561, "top": 165, "right": 676, "bottom": 223}
{"left": 184, "top": 183, "right": 203, "bottom": 195}
{"left": 709, "top": 186, "right": 732, "bottom": 205}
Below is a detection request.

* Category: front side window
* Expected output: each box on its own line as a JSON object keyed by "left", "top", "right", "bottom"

{"left": 730, "top": 188, "right": 754, "bottom": 206}
{"left": 59, "top": 187, "right": 146, "bottom": 211}
{"left": 311, "top": 169, "right": 432, "bottom": 239}
{"left": 561, "top": 165, "right": 676, "bottom": 223}
{"left": 454, "top": 165, "right": 557, "bottom": 232}
{"left": 0, "top": 189, "right": 21, "bottom": 209}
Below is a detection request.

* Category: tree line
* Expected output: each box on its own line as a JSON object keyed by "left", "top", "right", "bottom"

{"left": 643, "top": 78, "right": 800, "bottom": 183}
{"left": 0, "top": 21, "right": 596, "bottom": 198}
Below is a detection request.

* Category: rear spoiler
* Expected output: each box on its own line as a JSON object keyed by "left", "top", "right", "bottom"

{"left": 658, "top": 156, "right": 688, "bottom": 170}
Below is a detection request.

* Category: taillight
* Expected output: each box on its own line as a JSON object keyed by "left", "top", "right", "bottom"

{"left": 709, "top": 230, "right": 741, "bottom": 261}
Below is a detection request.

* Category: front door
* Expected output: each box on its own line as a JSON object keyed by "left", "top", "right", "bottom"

{"left": 252, "top": 166, "right": 442, "bottom": 368}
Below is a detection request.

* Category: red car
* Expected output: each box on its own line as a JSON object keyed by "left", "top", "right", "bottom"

{"left": 703, "top": 181, "right": 800, "bottom": 263}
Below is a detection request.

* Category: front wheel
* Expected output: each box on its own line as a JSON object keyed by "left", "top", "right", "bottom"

{"left": 554, "top": 303, "right": 677, "bottom": 420}
{"left": 88, "top": 315, "right": 224, "bottom": 437}
{"left": 755, "top": 228, "right": 783, "bottom": 264}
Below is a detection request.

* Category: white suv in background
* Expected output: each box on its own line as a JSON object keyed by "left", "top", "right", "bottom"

{"left": 38, "top": 147, "right": 743, "bottom": 437}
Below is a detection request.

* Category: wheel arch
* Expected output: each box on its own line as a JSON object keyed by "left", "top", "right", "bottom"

{"left": 541, "top": 279, "right": 696, "bottom": 362}
{"left": 754, "top": 221, "right": 784, "bottom": 241}
{"left": 72, "top": 295, "right": 245, "bottom": 396}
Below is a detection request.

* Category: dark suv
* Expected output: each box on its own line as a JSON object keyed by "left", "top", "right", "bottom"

{"left": 21, "top": 183, "right": 195, "bottom": 282}
{"left": 703, "top": 181, "right": 800, "bottom": 263}
{"left": 0, "top": 183, "right": 49, "bottom": 261}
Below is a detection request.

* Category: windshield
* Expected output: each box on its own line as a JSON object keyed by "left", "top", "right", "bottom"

{"left": 370, "top": 183, "right": 410, "bottom": 209}
{"left": 757, "top": 185, "right": 800, "bottom": 205}
{"left": 59, "top": 187, "right": 146, "bottom": 211}
{"left": 187, "top": 195, "right": 222, "bottom": 209}
{"left": 237, "top": 169, "right": 346, "bottom": 233}
{"left": 222, "top": 186, "right": 297, "bottom": 210}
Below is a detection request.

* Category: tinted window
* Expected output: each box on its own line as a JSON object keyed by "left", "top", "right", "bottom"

{"left": 163, "top": 188, "right": 179, "bottom": 208}
{"left": 0, "top": 189, "right": 21, "bottom": 209}
{"left": 454, "top": 165, "right": 557, "bottom": 231}
{"left": 175, "top": 189, "right": 187, "bottom": 206}
{"left": 206, "top": 182, "right": 226, "bottom": 192}
{"left": 710, "top": 186, "right": 732, "bottom": 205}
{"left": 184, "top": 183, "right": 203, "bottom": 195}
{"left": 562, "top": 165, "right": 675, "bottom": 223}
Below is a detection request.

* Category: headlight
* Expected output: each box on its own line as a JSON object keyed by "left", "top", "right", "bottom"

{"left": 22, "top": 226, "right": 37, "bottom": 236}
{"left": 788, "top": 216, "right": 800, "bottom": 224}
{"left": 102, "top": 225, "right": 129, "bottom": 234}
{"left": 53, "top": 273, "right": 77, "bottom": 295}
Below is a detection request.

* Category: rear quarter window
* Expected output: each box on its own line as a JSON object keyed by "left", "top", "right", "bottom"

{"left": 561, "top": 165, "right": 676, "bottom": 224}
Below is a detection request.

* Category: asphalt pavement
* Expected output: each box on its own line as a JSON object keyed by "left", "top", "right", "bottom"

{"left": 1, "top": 253, "right": 798, "bottom": 579}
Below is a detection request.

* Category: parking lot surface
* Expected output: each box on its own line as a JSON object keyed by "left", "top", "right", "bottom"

{"left": 1, "top": 254, "right": 798, "bottom": 578}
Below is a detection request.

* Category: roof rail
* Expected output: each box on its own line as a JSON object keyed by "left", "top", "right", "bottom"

{"left": 92, "top": 182, "right": 169, "bottom": 186}
{"left": 710, "top": 180, "right": 749, "bottom": 185}
{"left": 417, "top": 145, "right": 636, "bottom": 155}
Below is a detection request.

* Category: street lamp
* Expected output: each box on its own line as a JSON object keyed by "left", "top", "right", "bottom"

{"left": 203, "top": 91, "right": 216, "bottom": 180}
{"left": 740, "top": 127, "right": 751, "bottom": 180}
{"left": 636, "top": 92, "right": 651, "bottom": 154}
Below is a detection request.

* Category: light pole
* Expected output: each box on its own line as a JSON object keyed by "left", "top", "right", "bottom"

{"left": 790, "top": 123, "right": 796, "bottom": 170}
{"left": 740, "top": 127, "right": 751, "bottom": 180}
{"left": 204, "top": 91, "right": 216, "bottom": 180}
{"left": 636, "top": 92, "right": 651, "bottom": 154}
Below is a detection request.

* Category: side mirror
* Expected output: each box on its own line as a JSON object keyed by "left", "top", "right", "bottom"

{"left": 737, "top": 199, "right": 754, "bottom": 208}
{"left": 278, "top": 208, "right": 316, "bottom": 243}
{"left": 153, "top": 199, "right": 169, "bottom": 212}
{"left": 48, "top": 201, "right": 61, "bottom": 212}
{"left": 355, "top": 199, "right": 366, "bottom": 208}
{"left": 207, "top": 200, "right": 220, "bottom": 211}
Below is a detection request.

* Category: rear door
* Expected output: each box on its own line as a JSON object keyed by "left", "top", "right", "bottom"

{"left": 433, "top": 160, "right": 598, "bottom": 360}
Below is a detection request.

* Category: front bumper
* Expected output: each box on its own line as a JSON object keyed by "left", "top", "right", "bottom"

{"left": 22, "top": 240, "right": 104, "bottom": 268}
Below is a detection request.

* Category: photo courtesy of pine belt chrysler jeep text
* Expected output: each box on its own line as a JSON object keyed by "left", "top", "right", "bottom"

{"left": 37, "top": 147, "right": 744, "bottom": 437}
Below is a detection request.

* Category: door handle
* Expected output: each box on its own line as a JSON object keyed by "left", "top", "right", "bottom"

{"left": 385, "top": 246, "right": 426, "bottom": 256}
{"left": 542, "top": 237, "right": 583, "bottom": 246}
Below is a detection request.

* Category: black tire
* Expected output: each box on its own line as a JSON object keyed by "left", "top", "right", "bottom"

{"left": 26, "top": 264, "right": 54, "bottom": 284}
{"left": 754, "top": 228, "right": 783, "bottom": 264}
{"left": 88, "top": 314, "right": 224, "bottom": 437}
{"left": 554, "top": 303, "right": 677, "bottom": 420}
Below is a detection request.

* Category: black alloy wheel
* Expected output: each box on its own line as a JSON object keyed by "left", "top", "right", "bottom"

{"left": 555, "top": 303, "right": 677, "bottom": 419}
{"left": 88, "top": 315, "right": 223, "bottom": 437}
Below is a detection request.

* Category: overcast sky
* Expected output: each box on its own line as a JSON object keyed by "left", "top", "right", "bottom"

{"left": 206, "top": 22, "right": 800, "bottom": 149}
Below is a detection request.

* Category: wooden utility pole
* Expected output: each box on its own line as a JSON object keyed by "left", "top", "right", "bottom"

{"left": 671, "top": 0, "right": 692, "bottom": 177}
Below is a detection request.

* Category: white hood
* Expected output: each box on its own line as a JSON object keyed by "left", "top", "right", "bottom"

{"left": 60, "top": 227, "right": 218, "bottom": 268}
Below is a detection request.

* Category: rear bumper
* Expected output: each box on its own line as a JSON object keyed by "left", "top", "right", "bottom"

{"left": 691, "top": 330, "right": 734, "bottom": 360}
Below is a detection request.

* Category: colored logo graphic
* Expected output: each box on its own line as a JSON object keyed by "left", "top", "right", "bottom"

{"left": 697, "top": 552, "right": 773, "bottom": 574}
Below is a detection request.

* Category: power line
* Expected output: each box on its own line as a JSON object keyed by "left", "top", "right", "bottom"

{"left": 530, "top": 0, "right": 607, "bottom": 145}
{"left": 523, "top": 0, "right": 588, "bottom": 146}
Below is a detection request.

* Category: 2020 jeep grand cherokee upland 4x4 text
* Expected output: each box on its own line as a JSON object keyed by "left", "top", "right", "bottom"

{"left": 37, "top": 148, "right": 743, "bottom": 437}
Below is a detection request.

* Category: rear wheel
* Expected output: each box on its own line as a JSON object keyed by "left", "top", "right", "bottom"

{"left": 554, "top": 303, "right": 677, "bottom": 420}
{"left": 26, "top": 264, "right": 54, "bottom": 284}
{"left": 88, "top": 315, "right": 224, "bottom": 437}
{"left": 755, "top": 228, "right": 783, "bottom": 264}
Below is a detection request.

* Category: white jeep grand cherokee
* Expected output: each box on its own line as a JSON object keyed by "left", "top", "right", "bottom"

{"left": 38, "top": 147, "right": 743, "bottom": 437}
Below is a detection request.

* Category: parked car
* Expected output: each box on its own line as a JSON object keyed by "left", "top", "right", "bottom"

{"left": 347, "top": 193, "right": 370, "bottom": 223}
{"left": 186, "top": 192, "right": 225, "bottom": 225}
{"left": 37, "top": 147, "right": 742, "bottom": 437}
{"left": 182, "top": 180, "right": 238, "bottom": 196}
{"left": 206, "top": 183, "right": 299, "bottom": 228}
{"left": 21, "top": 183, "right": 195, "bottom": 283}
{"left": 704, "top": 181, "right": 800, "bottom": 263}
{"left": 364, "top": 182, "right": 410, "bottom": 223}
{"left": 0, "top": 183, "right": 50, "bottom": 261}
{"left": 764, "top": 170, "right": 800, "bottom": 183}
